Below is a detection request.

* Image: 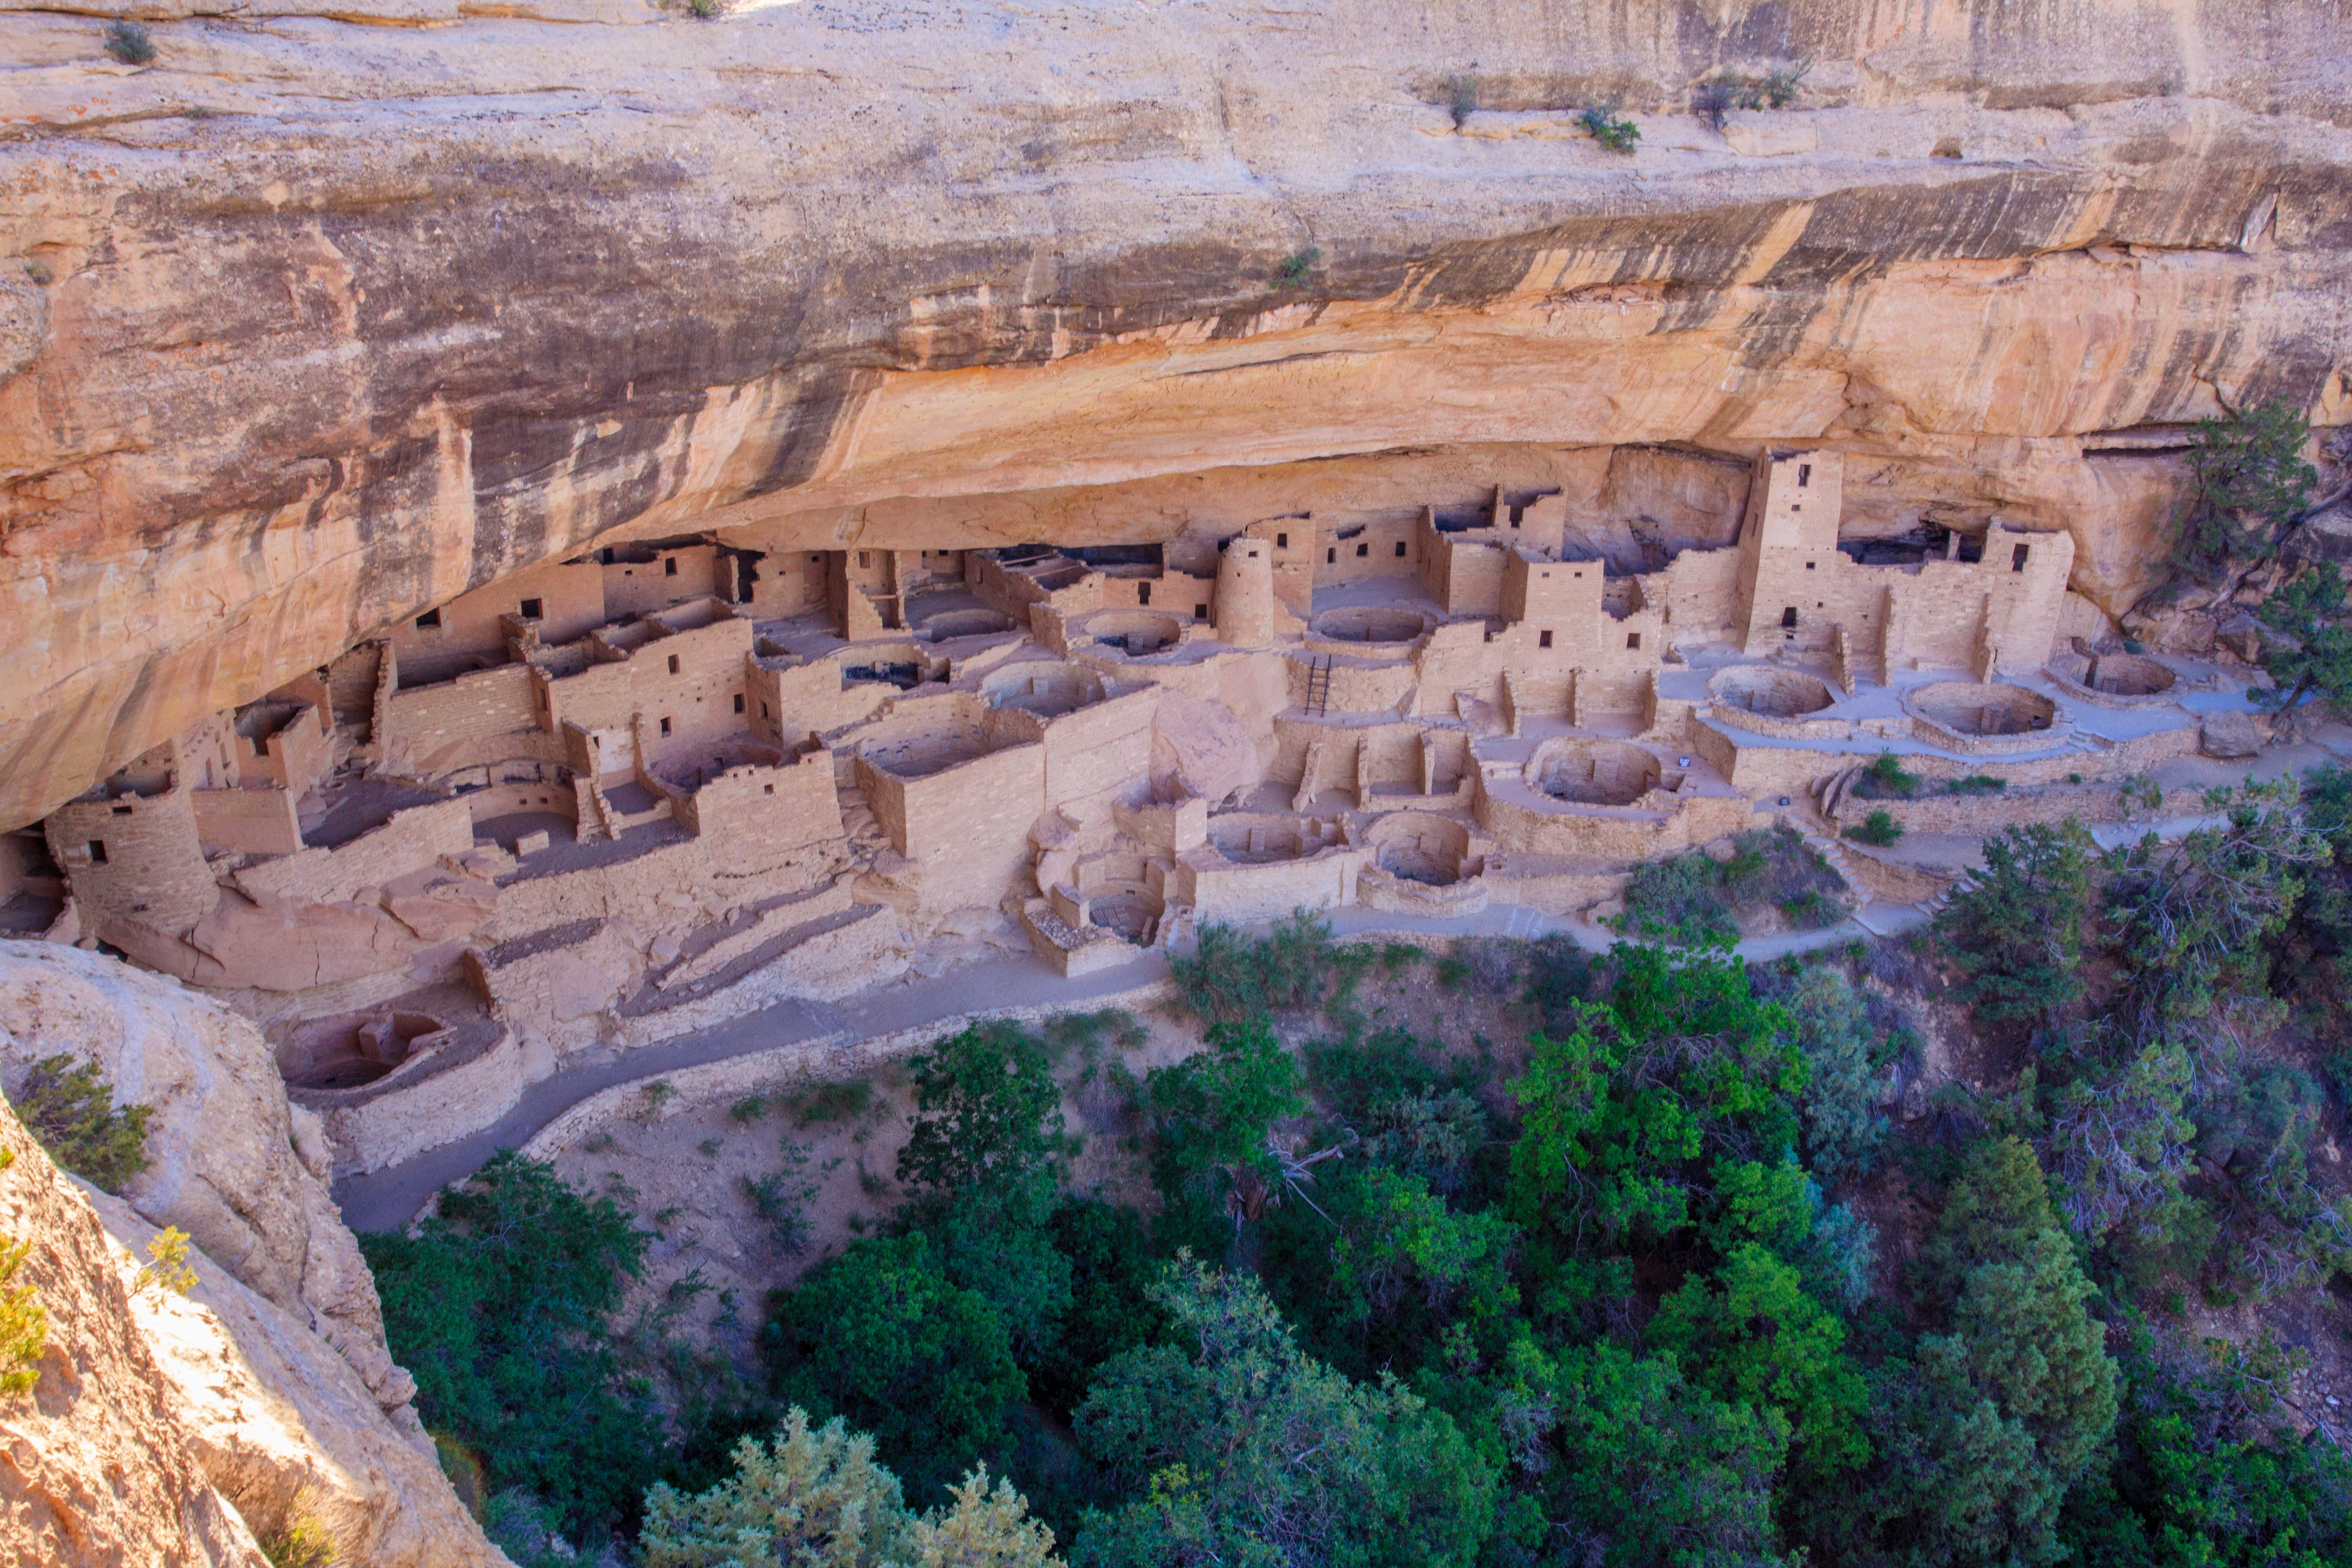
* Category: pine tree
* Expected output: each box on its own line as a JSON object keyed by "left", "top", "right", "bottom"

{"left": 1938, "top": 822, "right": 2095, "bottom": 1025}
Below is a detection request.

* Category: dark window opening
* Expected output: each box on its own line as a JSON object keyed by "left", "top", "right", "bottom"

{"left": 1276, "top": 532, "right": 1288, "bottom": 549}
{"left": 664, "top": 557, "right": 679, "bottom": 577}
{"left": 1791, "top": 504, "right": 1802, "bottom": 514}
{"left": 250, "top": 737, "right": 268, "bottom": 758}
{"left": 858, "top": 551, "right": 871, "bottom": 569}
{"left": 414, "top": 608, "right": 442, "bottom": 630}
{"left": 733, "top": 694, "right": 745, "bottom": 714}
{"left": 1138, "top": 583, "right": 1151, "bottom": 605}
{"left": 764, "top": 783, "right": 774, "bottom": 794}
{"left": 1326, "top": 548, "right": 1337, "bottom": 564}
{"left": 1357, "top": 543, "right": 1369, "bottom": 558}
{"left": 111, "top": 803, "right": 134, "bottom": 815}
{"left": 1781, "top": 606, "right": 1798, "bottom": 628}
{"left": 1798, "top": 463, "right": 1811, "bottom": 487}
{"left": 2012, "top": 543, "right": 2030, "bottom": 572}
{"left": 1805, "top": 561, "right": 1816, "bottom": 570}
{"left": 1394, "top": 541, "right": 1408, "bottom": 557}
{"left": 539, "top": 689, "right": 549, "bottom": 710}
{"left": 667, "top": 654, "right": 681, "bottom": 675}
{"left": 1539, "top": 629, "right": 1553, "bottom": 649}
{"left": 1627, "top": 633, "right": 1641, "bottom": 650}
{"left": 1195, "top": 603, "right": 1209, "bottom": 619}
{"left": 659, "top": 717, "right": 673, "bottom": 737}
{"left": 760, "top": 701, "right": 771, "bottom": 718}
{"left": 519, "top": 597, "right": 543, "bottom": 619}
{"left": 88, "top": 840, "right": 107, "bottom": 864}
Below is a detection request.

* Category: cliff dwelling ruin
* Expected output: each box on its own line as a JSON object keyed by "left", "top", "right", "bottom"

{"left": 0, "top": 446, "right": 2269, "bottom": 1178}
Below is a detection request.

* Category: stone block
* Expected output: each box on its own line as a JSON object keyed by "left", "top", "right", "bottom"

{"left": 2200, "top": 710, "right": 2262, "bottom": 758}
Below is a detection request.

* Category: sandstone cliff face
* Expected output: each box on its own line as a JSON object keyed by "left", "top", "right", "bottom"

{"left": 0, "top": 1096, "right": 267, "bottom": 1567}
{"left": 2, "top": 0, "right": 2349, "bottom": 827}
{"left": 0, "top": 940, "right": 506, "bottom": 1565}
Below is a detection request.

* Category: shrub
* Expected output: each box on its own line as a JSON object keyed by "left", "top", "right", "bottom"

{"left": 130, "top": 1226, "right": 197, "bottom": 1299}
{"left": 1692, "top": 75, "right": 1738, "bottom": 132}
{"left": 360, "top": 1153, "right": 665, "bottom": 1534}
{"left": 0, "top": 1149, "right": 45, "bottom": 1399}
{"left": 1939, "top": 820, "right": 2094, "bottom": 1025}
{"left": 687, "top": 0, "right": 720, "bottom": 17}
{"left": 1274, "top": 247, "right": 1319, "bottom": 291}
{"left": 787, "top": 1079, "right": 874, "bottom": 1127}
{"left": 1621, "top": 851, "right": 1738, "bottom": 943}
{"left": 1577, "top": 104, "right": 1640, "bottom": 152}
{"left": 103, "top": 19, "right": 155, "bottom": 65}
{"left": 1171, "top": 910, "right": 1342, "bottom": 1023}
{"left": 1444, "top": 74, "right": 1476, "bottom": 129}
{"left": 744, "top": 1145, "right": 818, "bottom": 1256}
{"left": 1787, "top": 968, "right": 1889, "bottom": 1182}
{"left": 897, "top": 1021, "right": 1063, "bottom": 1199}
{"left": 1845, "top": 810, "right": 1903, "bottom": 847}
{"left": 5, "top": 1054, "right": 152, "bottom": 1191}
{"left": 1856, "top": 751, "right": 1920, "bottom": 799}
{"left": 1949, "top": 774, "right": 2006, "bottom": 795}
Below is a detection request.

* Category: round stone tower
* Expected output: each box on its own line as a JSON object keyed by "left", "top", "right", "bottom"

{"left": 1213, "top": 537, "right": 1279, "bottom": 649}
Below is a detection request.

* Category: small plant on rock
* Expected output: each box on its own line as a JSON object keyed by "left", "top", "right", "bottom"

{"left": 1858, "top": 751, "right": 1920, "bottom": 799}
{"left": 103, "top": 19, "right": 155, "bottom": 66}
{"left": 1948, "top": 774, "right": 2007, "bottom": 795}
{"left": 1846, "top": 810, "right": 1904, "bottom": 847}
{"left": 687, "top": 0, "right": 720, "bottom": 17}
{"left": 5, "top": 1055, "right": 152, "bottom": 1192}
{"left": 1445, "top": 74, "right": 1477, "bottom": 129}
{"left": 0, "top": 1150, "right": 46, "bottom": 1399}
{"left": 1274, "top": 247, "right": 1320, "bottom": 291}
{"left": 1578, "top": 104, "right": 1641, "bottom": 152}
{"left": 130, "top": 1226, "right": 197, "bottom": 1299}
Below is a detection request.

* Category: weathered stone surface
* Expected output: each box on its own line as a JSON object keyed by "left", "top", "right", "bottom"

{"left": 2201, "top": 709, "right": 2263, "bottom": 758}
{"left": 91, "top": 1190, "right": 509, "bottom": 1568}
{"left": 0, "top": 1095, "right": 268, "bottom": 1568}
{"left": 0, "top": 0, "right": 2348, "bottom": 829}
{"left": 0, "top": 942, "right": 416, "bottom": 1422}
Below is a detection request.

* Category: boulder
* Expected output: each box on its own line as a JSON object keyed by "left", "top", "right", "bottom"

{"left": 2200, "top": 710, "right": 2263, "bottom": 758}
{"left": 1153, "top": 691, "right": 1263, "bottom": 804}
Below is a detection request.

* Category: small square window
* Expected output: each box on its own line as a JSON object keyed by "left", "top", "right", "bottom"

{"left": 1539, "top": 629, "right": 1553, "bottom": 649}
{"left": 664, "top": 557, "right": 679, "bottom": 576}
{"left": 520, "top": 597, "right": 544, "bottom": 618}
{"left": 733, "top": 694, "right": 745, "bottom": 713}
{"left": 88, "top": 840, "right": 107, "bottom": 864}
{"left": 660, "top": 717, "right": 673, "bottom": 737}
{"left": 1627, "top": 633, "right": 1641, "bottom": 650}
{"left": 1791, "top": 504, "right": 1802, "bottom": 514}
{"left": 764, "top": 783, "right": 775, "bottom": 795}
{"left": 1781, "top": 606, "right": 1798, "bottom": 628}
{"left": 1394, "top": 541, "right": 1408, "bottom": 558}
{"left": 1357, "top": 544, "right": 1369, "bottom": 558}
{"left": 1195, "top": 603, "right": 1209, "bottom": 619}
{"left": 668, "top": 654, "right": 681, "bottom": 675}
{"left": 1805, "top": 561, "right": 1816, "bottom": 570}
{"left": 112, "top": 803, "right": 134, "bottom": 815}
{"left": 1276, "top": 532, "right": 1288, "bottom": 549}
{"left": 1138, "top": 583, "right": 1151, "bottom": 605}
{"left": 2012, "top": 543, "right": 2030, "bottom": 572}
{"left": 414, "top": 608, "right": 442, "bottom": 630}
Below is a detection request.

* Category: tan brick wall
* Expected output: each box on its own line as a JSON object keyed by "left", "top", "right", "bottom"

{"left": 46, "top": 787, "right": 217, "bottom": 934}
{"left": 391, "top": 557, "right": 607, "bottom": 683}
{"left": 678, "top": 753, "right": 843, "bottom": 858}
{"left": 233, "top": 796, "right": 476, "bottom": 906}
{"left": 604, "top": 543, "right": 721, "bottom": 619}
{"left": 1312, "top": 517, "right": 1420, "bottom": 585}
{"left": 383, "top": 664, "right": 546, "bottom": 780}
{"left": 190, "top": 787, "right": 303, "bottom": 857}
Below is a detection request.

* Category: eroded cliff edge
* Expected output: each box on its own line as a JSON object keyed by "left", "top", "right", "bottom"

{"left": 2, "top": 0, "right": 2349, "bottom": 828}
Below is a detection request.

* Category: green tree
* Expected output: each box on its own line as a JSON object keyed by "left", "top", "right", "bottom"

{"left": 1649, "top": 1242, "right": 1870, "bottom": 1477}
{"left": 2175, "top": 399, "right": 2316, "bottom": 578}
{"left": 2104, "top": 780, "right": 2327, "bottom": 1033}
{"left": 762, "top": 1233, "right": 1026, "bottom": 1502}
{"left": 1876, "top": 1137, "right": 2119, "bottom": 1566}
{"left": 1507, "top": 944, "right": 1802, "bottom": 1245}
{"left": 1135, "top": 1019, "right": 1305, "bottom": 1235}
{"left": 2253, "top": 561, "right": 2352, "bottom": 731}
{"left": 1325, "top": 1163, "right": 1519, "bottom": 1351}
{"left": 897, "top": 1022, "right": 1065, "bottom": 1199}
{"left": 644, "top": 1407, "right": 1065, "bottom": 1568}
{"left": 5, "top": 1054, "right": 152, "bottom": 1191}
{"left": 1072, "top": 1258, "right": 1496, "bottom": 1568}
{"left": 1938, "top": 820, "right": 2096, "bottom": 1025}
{"left": 1785, "top": 967, "right": 1889, "bottom": 1181}
{"left": 360, "top": 1153, "right": 665, "bottom": 1534}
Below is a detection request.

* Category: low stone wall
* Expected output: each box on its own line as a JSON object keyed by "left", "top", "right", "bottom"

{"left": 1482, "top": 854, "right": 1626, "bottom": 916}
{"left": 302, "top": 1024, "right": 530, "bottom": 1176}
{"left": 617, "top": 904, "right": 907, "bottom": 1047}
{"left": 1478, "top": 785, "right": 1751, "bottom": 861}
{"left": 1357, "top": 865, "right": 1491, "bottom": 916}
{"left": 1834, "top": 781, "right": 2141, "bottom": 838}
{"left": 234, "top": 797, "right": 474, "bottom": 908}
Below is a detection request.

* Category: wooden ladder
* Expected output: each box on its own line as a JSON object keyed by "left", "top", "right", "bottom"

{"left": 1305, "top": 655, "right": 1332, "bottom": 716}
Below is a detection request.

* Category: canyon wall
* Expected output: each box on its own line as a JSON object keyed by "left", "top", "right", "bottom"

{"left": 3, "top": 0, "right": 2349, "bottom": 830}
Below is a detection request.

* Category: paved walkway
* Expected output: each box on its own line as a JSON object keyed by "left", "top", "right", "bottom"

{"left": 329, "top": 897, "right": 1927, "bottom": 1231}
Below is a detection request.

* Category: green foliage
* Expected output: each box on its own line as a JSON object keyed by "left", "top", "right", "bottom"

{"left": 1325, "top": 1163, "right": 1519, "bottom": 1347}
{"left": 1508, "top": 944, "right": 1801, "bottom": 1245}
{"left": 1029, "top": 1199, "right": 1168, "bottom": 1420}
{"left": 1134, "top": 1019, "right": 1305, "bottom": 1226}
{"left": 1444, "top": 75, "right": 1476, "bottom": 129}
{"left": 131, "top": 1225, "right": 198, "bottom": 1298}
{"left": 5, "top": 1053, "right": 153, "bottom": 1191}
{"left": 1576, "top": 105, "right": 1640, "bottom": 152}
{"left": 1621, "top": 851, "right": 1739, "bottom": 943}
{"left": 898, "top": 1022, "right": 1065, "bottom": 1199}
{"left": 2175, "top": 400, "right": 2316, "bottom": 578}
{"left": 1846, "top": 809, "right": 1904, "bottom": 846}
{"left": 1939, "top": 820, "right": 2096, "bottom": 1025}
{"left": 1879, "top": 1137, "right": 2119, "bottom": 1566}
{"left": 643, "top": 1407, "right": 912, "bottom": 1568}
{"left": 1787, "top": 967, "right": 1890, "bottom": 1181}
{"left": 2060, "top": 1319, "right": 2352, "bottom": 1568}
{"left": 361, "top": 1153, "right": 663, "bottom": 1534}
{"left": 0, "top": 1147, "right": 45, "bottom": 1400}
{"left": 103, "top": 18, "right": 155, "bottom": 64}
{"left": 256, "top": 1493, "right": 337, "bottom": 1568}
{"left": 2254, "top": 561, "right": 2352, "bottom": 725}
{"left": 482, "top": 1491, "right": 576, "bottom": 1568}
{"left": 1072, "top": 1258, "right": 1496, "bottom": 1568}
{"left": 787, "top": 1078, "right": 877, "bottom": 1127}
{"left": 687, "top": 0, "right": 720, "bottom": 18}
{"left": 1950, "top": 774, "right": 2007, "bottom": 795}
{"left": 1274, "top": 248, "right": 1320, "bottom": 291}
{"left": 2104, "top": 780, "right": 2326, "bottom": 1033}
{"left": 762, "top": 1233, "right": 1026, "bottom": 1502}
{"left": 1170, "top": 912, "right": 1346, "bottom": 1024}
{"left": 1859, "top": 751, "right": 1921, "bottom": 799}
{"left": 744, "top": 1142, "right": 820, "bottom": 1256}
{"left": 1651, "top": 1241, "right": 1870, "bottom": 1477}
{"left": 1624, "top": 827, "right": 1842, "bottom": 943}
